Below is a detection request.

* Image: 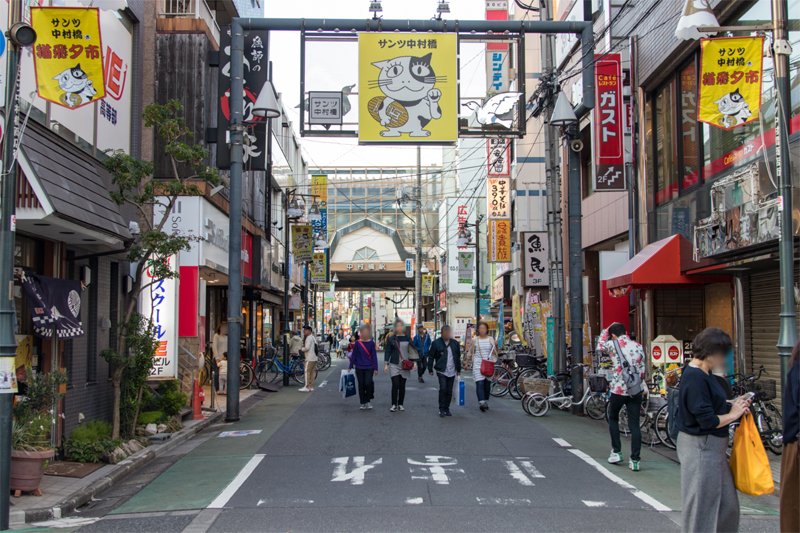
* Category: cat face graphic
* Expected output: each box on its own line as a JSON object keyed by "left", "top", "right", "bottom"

{"left": 53, "top": 64, "right": 91, "bottom": 94}
{"left": 371, "top": 54, "right": 438, "bottom": 101}
{"left": 715, "top": 88, "right": 748, "bottom": 116}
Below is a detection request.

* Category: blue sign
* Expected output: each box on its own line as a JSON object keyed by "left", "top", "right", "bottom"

{"left": 405, "top": 258, "right": 414, "bottom": 278}
{"left": 0, "top": 33, "right": 5, "bottom": 58}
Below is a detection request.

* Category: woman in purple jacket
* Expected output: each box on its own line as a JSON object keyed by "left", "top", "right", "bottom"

{"left": 349, "top": 324, "right": 379, "bottom": 410}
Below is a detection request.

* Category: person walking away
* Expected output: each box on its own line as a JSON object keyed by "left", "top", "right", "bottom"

{"left": 349, "top": 324, "right": 378, "bottom": 410}
{"left": 211, "top": 322, "right": 228, "bottom": 392}
{"left": 217, "top": 353, "right": 228, "bottom": 395}
{"left": 384, "top": 319, "right": 413, "bottom": 412}
{"left": 427, "top": 325, "right": 461, "bottom": 417}
{"left": 299, "top": 325, "right": 318, "bottom": 392}
{"left": 676, "top": 327, "right": 751, "bottom": 533}
{"left": 469, "top": 322, "right": 497, "bottom": 412}
{"left": 599, "top": 322, "right": 646, "bottom": 472}
{"left": 288, "top": 330, "right": 303, "bottom": 359}
{"left": 413, "top": 325, "right": 432, "bottom": 383}
{"left": 780, "top": 340, "right": 800, "bottom": 533}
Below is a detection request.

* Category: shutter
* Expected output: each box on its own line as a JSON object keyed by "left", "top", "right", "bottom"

{"left": 654, "top": 287, "right": 704, "bottom": 341}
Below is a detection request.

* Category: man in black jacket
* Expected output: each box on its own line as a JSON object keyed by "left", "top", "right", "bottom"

{"left": 427, "top": 325, "right": 462, "bottom": 417}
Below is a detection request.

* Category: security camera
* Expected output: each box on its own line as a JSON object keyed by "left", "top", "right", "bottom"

{"left": 570, "top": 139, "right": 584, "bottom": 153}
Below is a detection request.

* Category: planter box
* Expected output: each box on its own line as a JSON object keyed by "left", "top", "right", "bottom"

{"left": 11, "top": 449, "right": 55, "bottom": 496}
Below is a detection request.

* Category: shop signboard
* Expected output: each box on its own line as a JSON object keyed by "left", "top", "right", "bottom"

{"left": 650, "top": 335, "right": 681, "bottom": 367}
{"left": 405, "top": 258, "right": 414, "bottom": 278}
{"left": 594, "top": 53, "right": 624, "bottom": 191}
{"left": 310, "top": 251, "right": 328, "bottom": 283}
{"left": 310, "top": 174, "right": 328, "bottom": 246}
{"left": 523, "top": 232, "right": 549, "bottom": 287}
{"left": 140, "top": 255, "right": 179, "bottom": 379}
{"left": 291, "top": 225, "right": 313, "bottom": 261}
{"left": 358, "top": 32, "right": 458, "bottom": 143}
{"left": 487, "top": 219, "right": 511, "bottom": 263}
{"left": 698, "top": 37, "right": 763, "bottom": 130}
{"left": 457, "top": 252, "right": 474, "bottom": 285}
{"left": 308, "top": 91, "right": 343, "bottom": 126}
{"left": 487, "top": 176, "right": 511, "bottom": 219}
{"left": 30, "top": 7, "right": 106, "bottom": 108}
{"left": 487, "top": 138, "right": 511, "bottom": 177}
{"left": 422, "top": 274, "right": 434, "bottom": 296}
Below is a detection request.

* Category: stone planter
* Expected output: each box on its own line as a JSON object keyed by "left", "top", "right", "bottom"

{"left": 10, "top": 449, "right": 54, "bottom": 496}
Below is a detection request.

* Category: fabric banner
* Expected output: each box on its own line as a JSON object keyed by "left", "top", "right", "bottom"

{"left": 21, "top": 272, "right": 85, "bottom": 338}
{"left": 311, "top": 174, "right": 328, "bottom": 247}
{"left": 487, "top": 219, "right": 512, "bottom": 263}
{"left": 31, "top": 7, "right": 105, "bottom": 108}
{"left": 358, "top": 32, "right": 458, "bottom": 143}
{"left": 422, "top": 274, "right": 434, "bottom": 296}
{"left": 699, "top": 36, "right": 763, "bottom": 129}
{"left": 310, "top": 251, "right": 328, "bottom": 283}
{"left": 487, "top": 177, "right": 511, "bottom": 219}
{"left": 457, "top": 252, "right": 474, "bottom": 284}
{"left": 291, "top": 225, "right": 313, "bottom": 261}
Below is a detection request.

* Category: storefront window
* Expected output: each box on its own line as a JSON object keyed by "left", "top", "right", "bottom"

{"left": 655, "top": 82, "right": 677, "bottom": 204}
{"left": 679, "top": 61, "right": 701, "bottom": 190}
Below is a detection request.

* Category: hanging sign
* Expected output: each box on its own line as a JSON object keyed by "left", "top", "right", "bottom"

{"left": 405, "top": 258, "right": 414, "bottom": 279}
{"left": 310, "top": 174, "right": 329, "bottom": 247}
{"left": 291, "top": 225, "right": 313, "bottom": 261}
{"left": 487, "top": 177, "right": 511, "bottom": 219}
{"left": 457, "top": 251, "right": 474, "bottom": 285}
{"left": 358, "top": 32, "right": 458, "bottom": 143}
{"left": 487, "top": 138, "right": 511, "bottom": 177}
{"left": 30, "top": 7, "right": 106, "bottom": 109}
{"left": 523, "top": 232, "right": 549, "bottom": 287}
{"left": 594, "top": 53, "right": 624, "bottom": 191}
{"left": 310, "top": 251, "right": 328, "bottom": 283}
{"left": 422, "top": 274, "right": 434, "bottom": 296}
{"left": 698, "top": 36, "right": 764, "bottom": 129}
{"left": 487, "top": 219, "right": 512, "bottom": 263}
{"left": 308, "top": 91, "right": 343, "bottom": 126}
{"left": 139, "top": 256, "right": 179, "bottom": 379}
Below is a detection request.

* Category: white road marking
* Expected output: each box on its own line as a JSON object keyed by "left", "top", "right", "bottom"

{"left": 331, "top": 456, "right": 383, "bottom": 485}
{"left": 516, "top": 457, "right": 545, "bottom": 479}
{"left": 552, "top": 438, "right": 572, "bottom": 447}
{"left": 257, "top": 498, "right": 314, "bottom": 506}
{"left": 568, "top": 448, "right": 671, "bottom": 512}
{"left": 31, "top": 517, "right": 100, "bottom": 528}
{"left": 408, "top": 455, "right": 463, "bottom": 485}
{"left": 208, "top": 454, "right": 266, "bottom": 509}
{"left": 483, "top": 457, "right": 545, "bottom": 486}
{"left": 319, "top": 380, "right": 328, "bottom": 388}
{"left": 582, "top": 500, "right": 607, "bottom": 508}
{"left": 476, "top": 497, "right": 532, "bottom": 505}
{"left": 405, "top": 497, "right": 424, "bottom": 505}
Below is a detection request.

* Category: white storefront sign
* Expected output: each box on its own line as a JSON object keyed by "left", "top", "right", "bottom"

{"left": 139, "top": 255, "right": 179, "bottom": 379}
{"left": 523, "top": 232, "right": 549, "bottom": 287}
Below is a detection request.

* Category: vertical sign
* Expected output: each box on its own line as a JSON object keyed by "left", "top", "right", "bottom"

{"left": 487, "top": 138, "right": 511, "bottom": 177}
{"left": 291, "top": 225, "right": 313, "bottom": 261}
{"left": 523, "top": 232, "right": 549, "bottom": 286}
{"left": 30, "top": 7, "right": 106, "bottom": 108}
{"left": 486, "top": 177, "right": 511, "bottom": 219}
{"left": 405, "top": 258, "right": 414, "bottom": 279}
{"left": 485, "top": 1, "right": 510, "bottom": 94}
{"left": 140, "top": 256, "right": 179, "bottom": 379}
{"left": 457, "top": 252, "right": 474, "bottom": 284}
{"left": 311, "top": 174, "right": 329, "bottom": 248}
{"left": 594, "top": 54, "right": 625, "bottom": 191}
{"left": 310, "top": 251, "right": 328, "bottom": 283}
{"left": 487, "top": 219, "right": 512, "bottom": 263}
{"left": 422, "top": 274, "right": 434, "bottom": 296}
{"left": 217, "top": 27, "right": 268, "bottom": 169}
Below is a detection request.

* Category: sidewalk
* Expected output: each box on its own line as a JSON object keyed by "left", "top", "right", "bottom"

{"left": 9, "top": 387, "right": 261, "bottom": 527}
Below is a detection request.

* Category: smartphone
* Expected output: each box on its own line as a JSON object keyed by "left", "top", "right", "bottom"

{"left": 742, "top": 392, "right": 756, "bottom": 402}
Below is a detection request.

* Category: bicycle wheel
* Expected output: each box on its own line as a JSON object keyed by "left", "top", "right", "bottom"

{"left": 584, "top": 394, "right": 607, "bottom": 420}
{"left": 291, "top": 361, "right": 306, "bottom": 385}
{"left": 521, "top": 392, "right": 534, "bottom": 415}
{"left": 239, "top": 362, "right": 254, "bottom": 390}
{"left": 525, "top": 393, "right": 550, "bottom": 417}
{"left": 490, "top": 367, "right": 512, "bottom": 397}
{"left": 508, "top": 377, "right": 523, "bottom": 400}
{"left": 256, "top": 359, "right": 276, "bottom": 384}
{"left": 641, "top": 414, "right": 660, "bottom": 446}
{"left": 654, "top": 404, "right": 675, "bottom": 449}
{"left": 319, "top": 353, "right": 332, "bottom": 371}
{"left": 759, "top": 404, "right": 783, "bottom": 455}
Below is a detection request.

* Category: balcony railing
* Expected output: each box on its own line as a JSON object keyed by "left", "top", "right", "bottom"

{"left": 160, "top": 0, "right": 220, "bottom": 44}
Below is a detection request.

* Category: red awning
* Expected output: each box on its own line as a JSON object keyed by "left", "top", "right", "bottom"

{"left": 605, "top": 235, "right": 707, "bottom": 291}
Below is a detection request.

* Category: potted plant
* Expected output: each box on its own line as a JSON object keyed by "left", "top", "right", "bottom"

{"left": 10, "top": 370, "right": 67, "bottom": 497}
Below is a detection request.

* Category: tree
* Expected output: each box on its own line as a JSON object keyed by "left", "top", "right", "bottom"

{"left": 102, "top": 100, "right": 219, "bottom": 439}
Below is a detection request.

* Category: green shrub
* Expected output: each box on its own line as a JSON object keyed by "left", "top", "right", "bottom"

{"left": 64, "top": 438, "right": 118, "bottom": 463}
{"left": 155, "top": 381, "right": 188, "bottom": 417}
{"left": 69, "top": 420, "right": 112, "bottom": 443}
{"left": 139, "top": 385, "right": 159, "bottom": 412}
{"left": 138, "top": 411, "right": 165, "bottom": 425}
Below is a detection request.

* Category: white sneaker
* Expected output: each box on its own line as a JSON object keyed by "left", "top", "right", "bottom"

{"left": 298, "top": 387, "right": 309, "bottom": 392}
{"left": 398, "top": 405, "right": 405, "bottom": 412}
{"left": 359, "top": 404, "right": 367, "bottom": 410}
{"left": 366, "top": 402, "right": 373, "bottom": 410}
{"left": 607, "top": 451, "right": 623, "bottom": 464}
{"left": 390, "top": 405, "right": 397, "bottom": 412}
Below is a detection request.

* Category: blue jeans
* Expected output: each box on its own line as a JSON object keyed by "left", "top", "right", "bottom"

{"left": 475, "top": 378, "right": 491, "bottom": 403}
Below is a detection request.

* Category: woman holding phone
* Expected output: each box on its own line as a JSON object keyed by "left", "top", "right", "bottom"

{"left": 384, "top": 320, "right": 414, "bottom": 412}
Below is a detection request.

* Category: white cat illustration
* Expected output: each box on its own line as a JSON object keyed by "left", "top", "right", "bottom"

{"left": 715, "top": 88, "right": 752, "bottom": 128}
{"left": 53, "top": 63, "right": 97, "bottom": 108}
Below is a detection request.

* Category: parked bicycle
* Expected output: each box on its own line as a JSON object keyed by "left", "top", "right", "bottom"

{"left": 522, "top": 371, "right": 607, "bottom": 419}
{"left": 255, "top": 352, "right": 305, "bottom": 385}
{"left": 198, "top": 350, "right": 254, "bottom": 390}
{"left": 730, "top": 365, "right": 783, "bottom": 455}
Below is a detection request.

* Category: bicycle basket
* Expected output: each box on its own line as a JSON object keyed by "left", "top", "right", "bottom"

{"left": 500, "top": 350, "right": 516, "bottom": 361}
{"left": 588, "top": 375, "right": 608, "bottom": 393}
{"left": 515, "top": 354, "right": 538, "bottom": 367}
{"left": 753, "top": 379, "right": 777, "bottom": 401}
{"left": 523, "top": 378, "right": 551, "bottom": 396}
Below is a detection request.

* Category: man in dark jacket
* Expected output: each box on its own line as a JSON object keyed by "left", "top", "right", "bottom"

{"left": 413, "top": 325, "right": 432, "bottom": 383}
{"left": 427, "top": 325, "right": 461, "bottom": 417}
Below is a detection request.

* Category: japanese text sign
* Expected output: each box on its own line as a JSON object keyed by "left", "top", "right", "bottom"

{"left": 358, "top": 32, "right": 458, "bottom": 143}
{"left": 308, "top": 92, "right": 343, "bottom": 126}
{"left": 311, "top": 174, "right": 329, "bottom": 247}
{"left": 487, "top": 177, "right": 511, "bottom": 219}
{"left": 139, "top": 255, "right": 179, "bottom": 379}
{"left": 310, "top": 251, "right": 328, "bottom": 283}
{"left": 31, "top": 7, "right": 105, "bottom": 109}
{"left": 487, "top": 138, "right": 511, "bottom": 177}
{"left": 422, "top": 274, "right": 434, "bottom": 296}
{"left": 488, "top": 219, "right": 512, "bottom": 263}
{"left": 523, "top": 232, "right": 549, "bottom": 287}
{"left": 291, "top": 225, "right": 313, "bottom": 261}
{"left": 699, "top": 37, "right": 763, "bottom": 130}
{"left": 594, "top": 54, "right": 624, "bottom": 191}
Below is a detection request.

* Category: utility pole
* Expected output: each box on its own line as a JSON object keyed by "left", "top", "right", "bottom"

{"left": 474, "top": 215, "right": 484, "bottom": 324}
{"left": 282, "top": 191, "right": 291, "bottom": 386}
{"left": 415, "top": 146, "right": 422, "bottom": 326}
{"left": 772, "top": 0, "right": 796, "bottom": 386}
{"left": 0, "top": 3, "right": 21, "bottom": 527}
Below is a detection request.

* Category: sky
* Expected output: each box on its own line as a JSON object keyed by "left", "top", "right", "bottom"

{"left": 264, "top": 0, "right": 491, "bottom": 169}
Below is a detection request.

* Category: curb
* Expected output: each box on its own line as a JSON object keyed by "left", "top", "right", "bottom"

{"left": 14, "top": 410, "right": 224, "bottom": 526}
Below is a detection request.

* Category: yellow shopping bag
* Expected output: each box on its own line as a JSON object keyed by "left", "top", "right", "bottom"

{"left": 729, "top": 412, "right": 774, "bottom": 496}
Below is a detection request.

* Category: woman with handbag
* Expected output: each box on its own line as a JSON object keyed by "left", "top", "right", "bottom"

{"left": 384, "top": 320, "right": 414, "bottom": 412}
{"left": 468, "top": 322, "right": 497, "bottom": 412}
{"left": 676, "top": 327, "right": 751, "bottom": 533}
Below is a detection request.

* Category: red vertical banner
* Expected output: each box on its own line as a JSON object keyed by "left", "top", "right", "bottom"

{"left": 594, "top": 54, "right": 625, "bottom": 191}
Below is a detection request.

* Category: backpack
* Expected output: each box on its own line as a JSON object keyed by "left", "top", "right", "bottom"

{"left": 667, "top": 387, "right": 680, "bottom": 443}
{"left": 611, "top": 339, "right": 643, "bottom": 396}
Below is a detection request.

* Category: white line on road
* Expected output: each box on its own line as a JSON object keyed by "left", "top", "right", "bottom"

{"left": 568, "top": 448, "right": 671, "bottom": 512}
{"left": 208, "top": 454, "right": 266, "bottom": 509}
{"left": 552, "top": 438, "right": 572, "bottom": 448}
{"left": 319, "top": 380, "right": 328, "bottom": 388}
{"left": 582, "top": 500, "right": 607, "bottom": 508}
{"left": 476, "top": 497, "right": 532, "bottom": 505}
{"left": 405, "top": 497, "right": 424, "bottom": 505}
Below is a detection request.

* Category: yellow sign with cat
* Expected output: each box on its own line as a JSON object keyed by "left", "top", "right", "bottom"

{"left": 31, "top": 7, "right": 106, "bottom": 109}
{"left": 698, "top": 37, "right": 763, "bottom": 130}
{"left": 359, "top": 32, "right": 457, "bottom": 143}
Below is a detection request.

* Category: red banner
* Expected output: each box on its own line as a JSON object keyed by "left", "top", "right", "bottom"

{"left": 594, "top": 54, "right": 625, "bottom": 191}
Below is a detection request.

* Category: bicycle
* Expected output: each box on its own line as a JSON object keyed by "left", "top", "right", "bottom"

{"left": 256, "top": 352, "right": 305, "bottom": 385}
{"left": 522, "top": 373, "right": 607, "bottom": 419}
{"left": 730, "top": 365, "right": 783, "bottom": 455}
{"left": 199, "top": 350, "right": 254, "bottom": 390}
{"left": 316, "top": 348, "right": 332, "bottom": 371}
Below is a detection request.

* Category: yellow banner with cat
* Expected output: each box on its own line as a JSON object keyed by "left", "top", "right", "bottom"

{"left": 698, "top": 36, "right": 763, "bottom": 130}
{"left": 31, "top": 7, "right": 106, "bottom": 109}
{"left": 358, "top": 32, "right": 457, "bottom": 143}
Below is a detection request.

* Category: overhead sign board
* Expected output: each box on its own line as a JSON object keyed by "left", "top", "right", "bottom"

{"left": 308, "top": 91, "right": 343, "bottom": 126}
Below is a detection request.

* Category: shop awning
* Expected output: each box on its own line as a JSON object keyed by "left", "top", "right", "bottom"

{"left": 605, "top": 234, "right": 709, "bottom": 291}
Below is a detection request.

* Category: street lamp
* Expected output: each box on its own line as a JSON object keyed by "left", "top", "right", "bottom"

{"left": 457, "top": 215, "right": 484, "bottom": 324}
{"left": 435, "top": 0, "right": 450, "bottom": 19}
{"left": 332, "top": 273, "right": 339, "bottom": 283}
{"left": 308, "top": 201, "right": 322, "bottom": 223}
{"left": 252, "top": 80, "right": 281, "bottom": 119}
{"left": 369, "top": 1, "right": 382, "bottom": 19}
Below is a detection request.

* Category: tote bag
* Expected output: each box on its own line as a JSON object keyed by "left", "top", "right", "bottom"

{"left": 729, "top": 412, "right": 774, "bottom": 496}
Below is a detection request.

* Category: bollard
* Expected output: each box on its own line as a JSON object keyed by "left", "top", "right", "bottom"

{"left": 192, "top": 379, "right": 204, "bottom": 420}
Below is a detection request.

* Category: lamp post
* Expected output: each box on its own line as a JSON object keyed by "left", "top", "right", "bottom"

{"left": 457, "top": 215, "right": 485, "bottom": 325}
